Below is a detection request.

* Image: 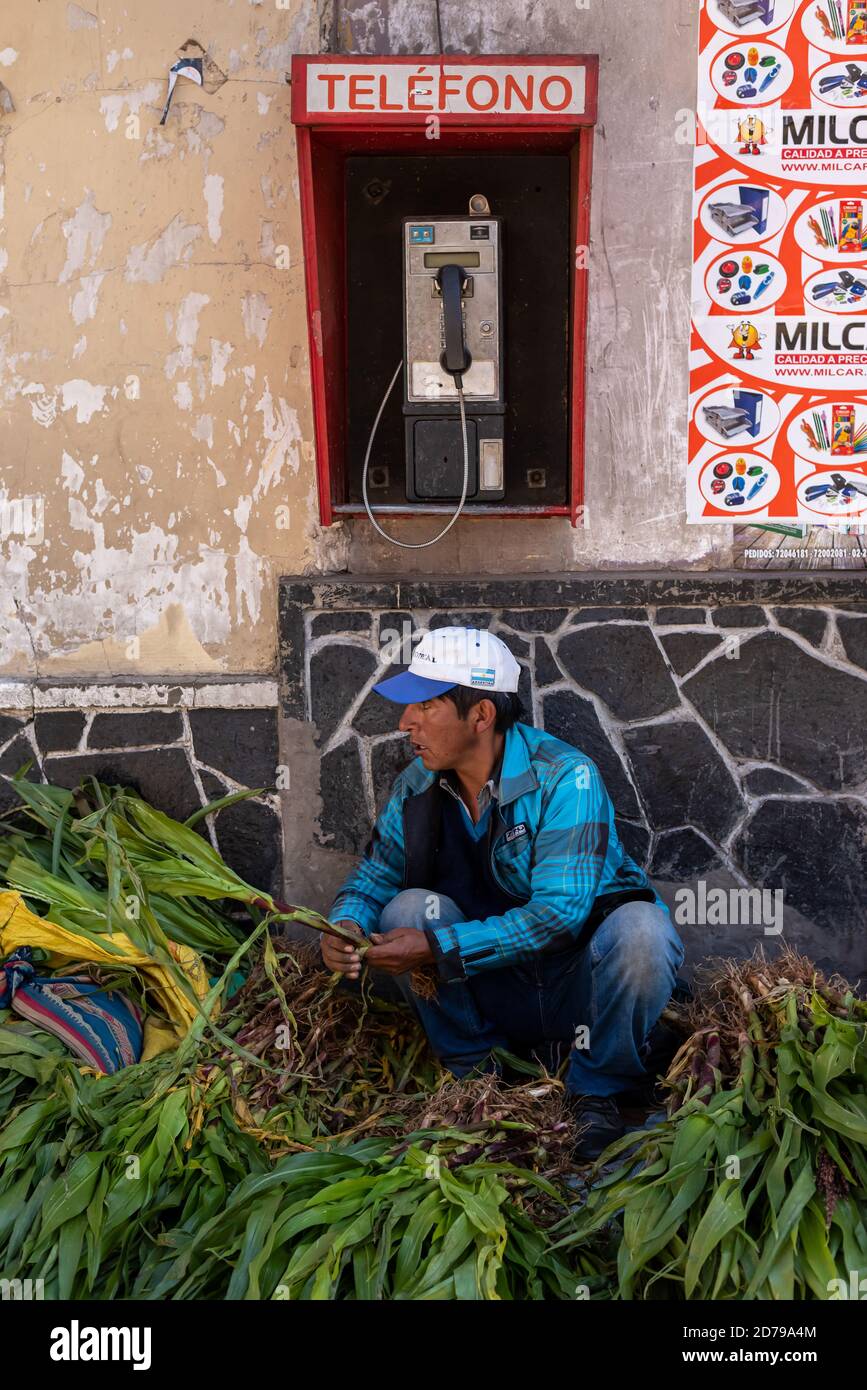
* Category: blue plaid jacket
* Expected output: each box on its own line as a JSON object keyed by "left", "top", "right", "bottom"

{"left": 329, "top": 721, "right": 665, "bottom": 982}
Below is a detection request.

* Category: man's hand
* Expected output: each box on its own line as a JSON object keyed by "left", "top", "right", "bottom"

{"left": 365, "top": 927, "right": 433, "bottom": 976}
{"left": 320, "top": 920, "right": 366, "bottom": 980}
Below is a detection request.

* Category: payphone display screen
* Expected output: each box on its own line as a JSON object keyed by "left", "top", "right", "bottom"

{"left": 422, "top": 251, "right": 482, "bottom": 268}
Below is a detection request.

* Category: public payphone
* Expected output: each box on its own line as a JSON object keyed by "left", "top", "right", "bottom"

{"left": 289, "top": 53, "right": 598, "bottom": 532}
{"left": 403, "top": 200, "right": 505, "bottom": 503}
{"left": 362, "top": 196, "right": 506, "bottom": 549}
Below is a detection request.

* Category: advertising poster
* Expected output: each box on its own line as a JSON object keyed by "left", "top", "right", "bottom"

{"left": 689, "top": 0, "right": 867, "bottom": 562}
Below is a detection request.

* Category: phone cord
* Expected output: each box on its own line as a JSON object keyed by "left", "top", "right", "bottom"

{"left": 361, "top": 361, "right": 470, "bottom": 549}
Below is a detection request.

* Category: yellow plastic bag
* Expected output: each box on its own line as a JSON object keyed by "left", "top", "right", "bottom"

{"left": 0, "top": 891, "right": 209, "bottom": 1059}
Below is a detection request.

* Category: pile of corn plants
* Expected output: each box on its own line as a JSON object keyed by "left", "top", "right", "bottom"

{"left": 555, "top": 949, "right": 867, "bottom": 1300}
{"left": 0, "top": 777, "right": 304, "bottom": 965}
{"left": 208, "top": 937, "right": 442, "bottom": 1149}
{"left": 0, "top": 775, "right": 336, "bottom": 1051}
{"left": 0, "top": 907, "right": 277, "bottom": 1300}
{"left": 8, "top": 773, "right": 864, "bottom": 1302}
{"left": 0, "top": 913, "right": 600, "bottom": 1299}
{"left": 136, "top": 1133, "right": 594, "bottom": 1301}
{"left": 0, "top": 1050, "right": 273, "bottom": 1298}
{"left": 389, "top": 1073, "right": 579, "bottom": 1224}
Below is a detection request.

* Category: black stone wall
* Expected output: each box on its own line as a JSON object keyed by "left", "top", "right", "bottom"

{"left": 280, "top": 574, "right": 867, "bottom": 980}
{"left": 0, "top": 699, "right": 282, "bottom": 898}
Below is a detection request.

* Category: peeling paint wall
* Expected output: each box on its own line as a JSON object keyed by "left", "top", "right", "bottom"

{"left": 0, "top": 0, "right": 341, "bottom": 681}
{"left": 1, "top": 0, "right": 727, "bottom": 686}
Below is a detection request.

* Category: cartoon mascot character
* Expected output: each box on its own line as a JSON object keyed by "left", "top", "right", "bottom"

{"left": 729, "top": 320, "right": 761, "bottom": 361}
{"left": 737, "top": 113, "right": 767, "bottom": 156}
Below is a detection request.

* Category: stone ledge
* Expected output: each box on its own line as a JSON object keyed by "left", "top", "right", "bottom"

{"left": 0, "top": 679, "right": 279, "bottom": 714}
{"left": 279, "top": 571, "right": 867, "bottom": 611}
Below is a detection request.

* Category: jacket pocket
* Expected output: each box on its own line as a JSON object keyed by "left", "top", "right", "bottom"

{"left": 491, "top": 851, "right": 532, "bottom": 903}
{"left": 493, "top": 836, "right": 532, "bottom": 876}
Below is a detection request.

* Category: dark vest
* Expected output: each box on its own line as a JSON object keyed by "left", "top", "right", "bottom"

{"left": 430, "top": 791, "right": 522, "bottom": 921}
{"left": 399, "top": 780, "right": 654, "bottom": 950}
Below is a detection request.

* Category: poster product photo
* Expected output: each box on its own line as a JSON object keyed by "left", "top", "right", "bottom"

{"left": 688, "top": 0, "right": 867, "bottom": 523}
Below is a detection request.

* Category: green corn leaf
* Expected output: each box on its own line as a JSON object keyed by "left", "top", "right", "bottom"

{"left": 280, "top": 1225, "right": 343, "bottom": 1290}
{"left": 352, "top": 1243, "right": 378, "bottom": 1301}
{"left": 684, "top": 1180, "right": 746, "bottom": 1298}
{"left": 812, "top": 1022, "right": 861, "bottom": 1090}
{"left": 829, "top": 1196, "right": 867, "bottom": 1276}
{"left": 325, "top": 1206, "right": 376, "bottom": 1280}
{"left": 798, "top": 1199, "right": 842, "bottom": 1299}
{"left": 134, "top": 862, "right": 256, "bottom": 902}
{"left": 476, "top": 1225, "right": 505, "bottom": 1300}
{"left": 39, "top": 1151, "right": 107, "bottom": 1243}
{"left": 5, "top": 855, "right": 104, "bottom": 913}
{"left": 242, "top": 1195, "right": 287, "bottom": 1301}
{"left": 645, "top": 1163, "right": 707, "bottom": 1244}
{"left": 86, "top": 1164, "right": 110, "bottom": 1243}
{"left": 808, "top": 1086, "right": 867, "bottom": 1144}
{"left": 764, "top": 1118, "right": 794, "bottom": 1221}
{"left": 410, "top": 1211, "right": 477, "bottom": 1295}
{"left": 57, "top": 1211, "right": 87, "bottom": 1300}
{"left": 0, "top": 779, "right": 74, "bottom": 830}
{"left": 439, "top": 1170, "right": 504, "bottom": 1237}
{"left": 415, "top": 1272, "right": 460, "bottom": 1300}
{"left": 0, "top": 1173, "right": 32, "bottom": 1245}
{"left": 126, "top": 798, "right": 242, "bottom": 875}
{"left": 767, "top": 1238, "right": 795, "bottom": 1300}
{"left": 226, "top": 1191, "right": 283, "bottom": 1300}
{"left": 0, "top": 1027, "right": 64, "bottom": 1060}
{"left": 745, "top": 1159, "right": 816, "bottom": 1297}
{"left": 155, "top": 1089, "right": 190, "bottom": 1163}
{"left": 50, "top": 809, "right": 67, "bottom": 880}
{"left": 7, "top": 1172, "right": 54, "bottom": 1261}
{"left": 709, "top": 1238, "right": 736, "bottom": 1300}
{"left": 669, "top": 1111, "right": 715, "bottom": 1171}
{"left": 393, "top": 1189, "right": 442, "bottom": 1291}
{"left": 184, "top": 789, "right": 266, "bottom": 829}
{"left": 453, "top": 1252, "right": 480, "bottom": 1300}
{"left": 276, "top": 1195, "right": 375, "bottom": 1244}
{"left": 0, "top": 1099, "right": 61, "bottom": 1154}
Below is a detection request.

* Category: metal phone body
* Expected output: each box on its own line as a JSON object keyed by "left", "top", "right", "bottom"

{"left": 402, "top": 215, "right": 505, "bottom": 502}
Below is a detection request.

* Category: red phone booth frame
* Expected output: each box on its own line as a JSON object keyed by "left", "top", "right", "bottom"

{"left": 290, "top": 54, "right": 599, "bottom": 527}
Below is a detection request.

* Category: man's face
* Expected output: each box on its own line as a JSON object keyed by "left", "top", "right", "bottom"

{"left": 398, "top": 695, "right": 478, "bottom": 771}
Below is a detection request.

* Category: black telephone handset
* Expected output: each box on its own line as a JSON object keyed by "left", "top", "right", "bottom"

{"left": 436, "top": 263, "right": 471, "bottom": 387}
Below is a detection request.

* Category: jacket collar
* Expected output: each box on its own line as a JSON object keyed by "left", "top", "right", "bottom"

{"left": 403, "top": 722, "right": 539, "bottom": 807}
{"left": 498, "top": 723, "right": 540, "bottom": 806}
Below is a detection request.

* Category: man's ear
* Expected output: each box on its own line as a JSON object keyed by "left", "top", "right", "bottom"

{"left": 474, "top": 698, "right": 497, "bottom": 734}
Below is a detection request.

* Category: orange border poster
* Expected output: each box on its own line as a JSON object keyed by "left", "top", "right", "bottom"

{"left": 689, "top": 0, "right": 867, "bottom": 524}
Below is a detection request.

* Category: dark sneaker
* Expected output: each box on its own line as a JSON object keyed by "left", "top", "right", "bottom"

{"left": 568, "top": 1094, "right": 626, "bottom": 1162}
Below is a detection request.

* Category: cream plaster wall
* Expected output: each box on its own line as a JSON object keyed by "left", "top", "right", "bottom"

{"left": 0, "top": 0, "right": 347, "bottom": 681}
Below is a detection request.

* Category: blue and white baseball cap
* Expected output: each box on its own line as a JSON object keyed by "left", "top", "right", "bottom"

{"left": 373, "top": 626, "right": 520, "bottom": 704}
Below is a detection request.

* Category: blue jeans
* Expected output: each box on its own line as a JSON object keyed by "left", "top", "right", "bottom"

{"left": 377, "top": 888, "right": 685, "bottom": 1098}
